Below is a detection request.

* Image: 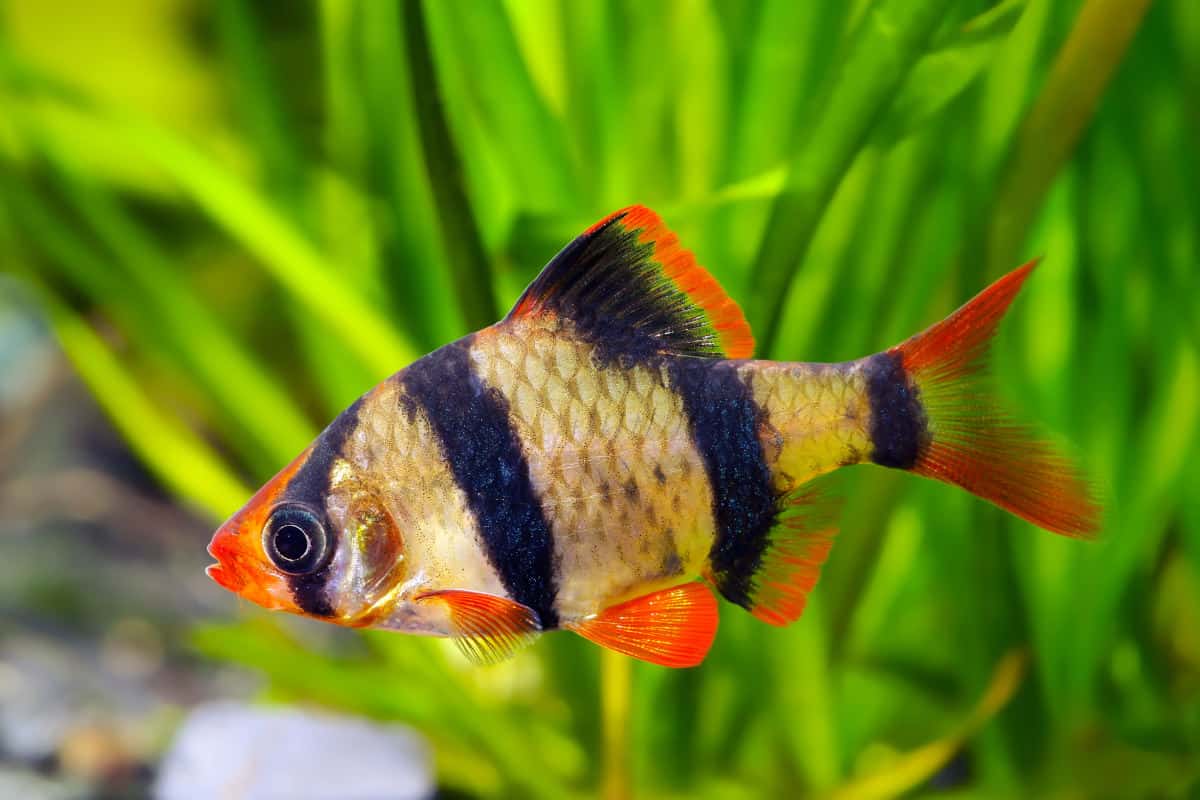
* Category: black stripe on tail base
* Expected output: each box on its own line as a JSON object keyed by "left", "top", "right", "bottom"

{"left": 865, "top": 352, "right": 929, "bottom": 469}
{"left": 280, "top": 395, "right": 366, "bottom": 617}
{"left": 401, "top": 339, "right": 560, "bottom": 628}
{"left": 667, "top": 359, "right": 779, "bottom": 609}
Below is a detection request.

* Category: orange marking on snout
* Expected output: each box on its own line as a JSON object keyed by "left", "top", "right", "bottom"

{"left": 205, "top": 447, "right": 313, "bottom": 612}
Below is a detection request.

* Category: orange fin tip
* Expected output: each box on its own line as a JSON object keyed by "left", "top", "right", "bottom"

{"left": 508, "top": 205, "right": 754, "bottom": 360}
{"left": 703, "top": 480, "right": 840, "bottom": 627}
{"left": 891, "top": 260, "right": 1101, "bottom": 538}
{"left": 418, "top": 590, "right": 541, "bottom": 666}
{"left": 567, "top": 582, "right": 718, "bottom": 668}
{"left": 748, "top": 485, "right": 840, "bottom": 626}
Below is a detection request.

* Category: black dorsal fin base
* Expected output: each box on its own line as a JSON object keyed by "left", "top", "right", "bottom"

{"left": 508, "top": 206, "right": 754, "bottom": 364}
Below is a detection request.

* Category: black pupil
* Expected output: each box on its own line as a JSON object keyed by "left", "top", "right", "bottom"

{"left": 273, "top": 523, "right": 310, "bottom": 561}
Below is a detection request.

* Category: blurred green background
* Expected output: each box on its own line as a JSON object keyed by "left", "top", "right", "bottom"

{"left": 1, "top": 0, "right": 1197, "bottom": 797}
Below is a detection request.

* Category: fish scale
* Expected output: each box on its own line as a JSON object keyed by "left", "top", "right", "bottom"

{"left": 741, "top": 361, "right": 874, "bottom": 489}
{"left": 470, "top": 320, "right": 712, "bottom": 619}
{"left": 346, "top": 378, "right": 504, "bottom": 598}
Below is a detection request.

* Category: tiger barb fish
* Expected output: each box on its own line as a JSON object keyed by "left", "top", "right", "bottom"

{"left": 207, "top": 206, "right": 1099, "bottom": 667}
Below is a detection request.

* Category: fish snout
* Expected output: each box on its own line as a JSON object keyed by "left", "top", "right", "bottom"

{"left": 205, "top": 516, "right": 292, "bottom": 611}
{"left": 206, "top": 525, "right": 249, "bottom": 593}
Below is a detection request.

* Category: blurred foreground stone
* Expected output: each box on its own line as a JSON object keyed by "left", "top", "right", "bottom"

{"left": 154, "top": 703, "right": 433, "bottom": 800}
{"left": 0, "top": 767, "right": 85, "bottom": 800}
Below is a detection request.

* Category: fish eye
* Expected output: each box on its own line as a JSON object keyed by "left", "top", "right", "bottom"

{"left": 263, "top": 505, "right": 331, "bottom": 575}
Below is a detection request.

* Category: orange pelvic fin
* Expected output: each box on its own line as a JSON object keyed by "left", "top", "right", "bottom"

{"left": 418, "top": 590, "right": 541, "bottom": 665}
{"left": 507, "top": 205, "right": 754, "bottom": 361}
{"left": 567, "top": 582, "right": 719, "bottom": 668}
{"left": 891, "top": 260, "right": 1101, "bottom": 537}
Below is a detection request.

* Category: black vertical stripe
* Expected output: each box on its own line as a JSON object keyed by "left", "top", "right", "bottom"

{"left": 281, "top": 395, "right": 365, "bottom": 617}
{"left": 667, "top": 359, "right": 778, "bottom": 609}
{"left": 400, "top": 338, "right": 559, "bottom": 628}
{"left": 865, "top": 352, "right": 928, "bottom": 469}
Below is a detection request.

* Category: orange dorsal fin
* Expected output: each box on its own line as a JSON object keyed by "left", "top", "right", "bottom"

{"left": 418, "top": 590, "right": 541, "bottom": 665}
{"left": 507, "top": 206, "right": 754, "bottom": 362}
{"left": 566, "top": 582, "right": 719, "bottom": 668}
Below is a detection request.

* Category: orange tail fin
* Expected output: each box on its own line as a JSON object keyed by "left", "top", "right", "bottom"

{"left": 872, "top": 261, "right": 1100, "bottom": 538}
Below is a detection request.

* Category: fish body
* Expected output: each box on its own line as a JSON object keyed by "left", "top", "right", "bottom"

{"left": 208, "top": 206, "right": 1099, "bottom": 667}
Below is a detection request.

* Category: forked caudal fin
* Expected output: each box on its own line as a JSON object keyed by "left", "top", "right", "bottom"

{"left": 869, "top": 260, "right": 1101, "bottom": 537}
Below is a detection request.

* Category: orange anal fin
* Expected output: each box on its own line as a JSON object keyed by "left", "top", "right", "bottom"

{"left": 417, "top": 590, "right": 541, "bottom": 666}
{"left": 747, "top": 487, "right": 839, "bottom": 627}
{"left": 566, "top": 582, "right": 718, "bottom": 668}
{"left": 706, "top": 481, "right": 840, "bottom": 627}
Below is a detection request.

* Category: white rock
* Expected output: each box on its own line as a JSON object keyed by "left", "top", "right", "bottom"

{"left": 154, "top": 703, "right": 432, "bottom": 800}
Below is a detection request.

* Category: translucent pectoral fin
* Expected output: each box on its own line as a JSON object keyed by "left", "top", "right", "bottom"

{"left": 417, "top": 590, "right": 541, "bottom": 666}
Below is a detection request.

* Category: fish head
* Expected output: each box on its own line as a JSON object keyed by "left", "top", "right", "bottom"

{"left": 206, "top": 448, "right": 312, "bottom": 613}
{"left": 207, "top": 410, "right": 409, "bottom": 626}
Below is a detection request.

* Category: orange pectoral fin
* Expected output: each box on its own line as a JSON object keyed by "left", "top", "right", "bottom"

{"left": 567, "top": 582, "right": 719, "bottom": 668}
{"left": 417, "top": 590, "right": 541, "bottom": 666}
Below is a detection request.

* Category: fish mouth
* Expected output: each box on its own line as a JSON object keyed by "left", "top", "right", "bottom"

{"left": 205, "top": 561, "right": 245, "bottom": 592}
{"left": 206, "top": 526, "right": 256, "bottom": 594}
{"left": 205, "top": 526, "right": 292, "bottom": 612}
